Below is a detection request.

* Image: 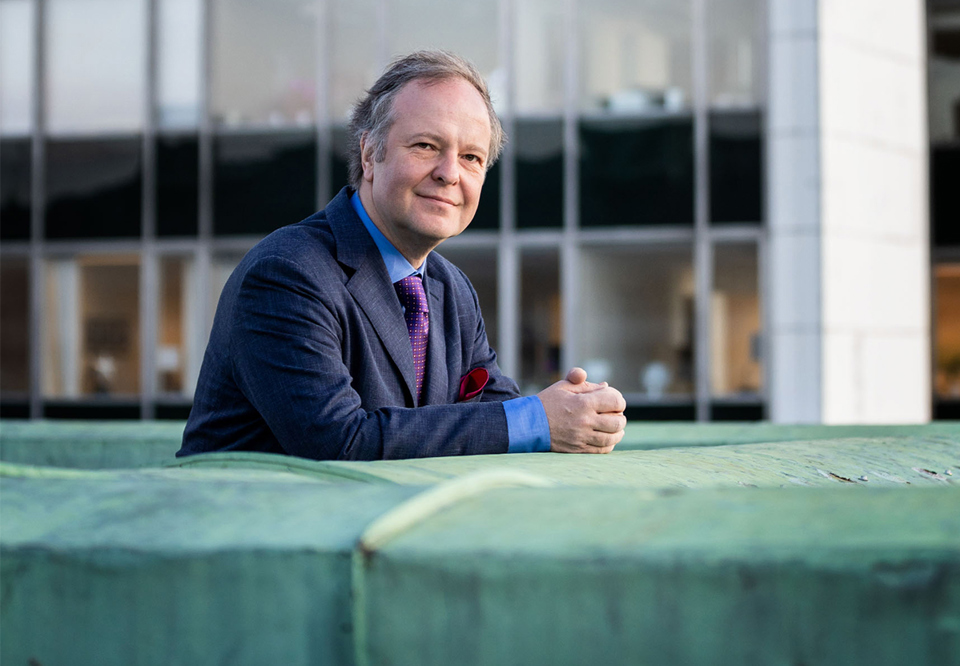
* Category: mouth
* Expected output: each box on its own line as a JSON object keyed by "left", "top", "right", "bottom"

{"left": 418, "top": 194, "right": 459, "bottom": 207}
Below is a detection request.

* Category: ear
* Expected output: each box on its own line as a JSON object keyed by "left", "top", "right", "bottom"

{"left": 360, "top": 132, "right": 376, "bottom": 183}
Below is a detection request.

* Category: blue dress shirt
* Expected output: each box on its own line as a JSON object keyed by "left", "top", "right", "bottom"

{"left": 351, "top": 192, "right": 550, "bottom": 453}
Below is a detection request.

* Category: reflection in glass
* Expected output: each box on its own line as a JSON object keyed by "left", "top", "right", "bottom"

{"left": 329, "top": 124, "right": 351, "bottom": 197}
{"left": 47, "top": 0, "right": 145, "bottom": 134}
{"left": 434, "top": 247, "right": 498, "bottom": 351}
{"left": 580, "top": 116, "right": 694, "bottom": 226}
{"left": 0, "top": 138, "right": 31, "bottom": 240}
{"left": 516, "top": 118, "right": 563, "bottom": 228}
{"left": 45, "top": 137, "right": 142, "bottom": 239}
{"left": 470, "top": 161, "right": 500, "bottom": 230}
{"left": 0, "top": 258, "right": 30, "bottom": 395}
{"left": 158, "top": 0, "right": 202, "bottom": 129}
{"left": 389, "top": 0, "right": 503, "bottom": 111}
{"left": 214, "top": 131, "right": 317, "bottom": 235}
{"left": 710, "top": 110, "right": 762, "bottom": 224}
{"left": 157, "top": 134, "right": 199, "bottom": 236}
{"left": 211, "top": 254, "right": 244, "bottom": 330}
{"left": 329, "top": 0, "right": 378, "bottom": 123}
{"left": 520, "top": 249, "right": 561, "bottom": 393}
{"left": 712, "top": 244, "right": 761, "bottom": 397}
{"left": 935, "top": 264, "right": 960, "bottom": 399}
{"left": 708, "top": 0, "right": 763, "bottom": 108}
{"left": 211, "top": 0, "right": 316, "bottom": 128}
{"left": 930, "top": 9, "right": 960, "bottom": 247}
{"left": 929, "top": 8, "right": 960, "bottom": 144}
{"left": 157, "top": 256, "right": 200, "bottom": 396}
{"left": 0, "top": 0, "right": 35, "bottom": 135}
{"left": 579, "top": 0, "right": 691, "bottom": 114}
{"left": 515, "top": 0, "right": 565, "bottom": 114}
{"left": 579, "top": 245, "right": 694, "bottom": 395}
{"left": 43, "top": 256, "right": 141, "bottom": 397}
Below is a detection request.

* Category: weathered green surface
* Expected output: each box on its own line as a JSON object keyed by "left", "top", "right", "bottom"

{"left": 3, "top": 419, "right": 959, "bottom": 469}
{"left": 0, "top": 470, "right": 423, "bottom": 665}
{"left": 0, "top": 419, "right": 184, "bottom": 468}
{"left": 172, "top": 435, "right": 960, "bottom": 489}
{"left": 618, "top": 420, "right": 960, "bottom": 450}
{"left": 2, "top": 463, "right": 958, "bottom": 666}
{"left": 357, "top": 485, "right": 960, "bottom": 666}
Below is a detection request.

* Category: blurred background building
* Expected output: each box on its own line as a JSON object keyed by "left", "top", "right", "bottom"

{"left": 0, "top": 0, "right": 956, "bottom": 423}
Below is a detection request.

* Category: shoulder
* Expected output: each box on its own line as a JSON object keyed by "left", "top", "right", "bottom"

{"left": 428, "top": 251, "right": 480, "bottom": 304}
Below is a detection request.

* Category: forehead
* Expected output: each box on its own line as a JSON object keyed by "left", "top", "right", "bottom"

{"left": 389, "top": 77, "right": 492, "bottom": 149}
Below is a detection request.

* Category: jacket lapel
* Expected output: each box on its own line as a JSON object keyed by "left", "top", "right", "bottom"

{"left": 327, "top": 190, "right": 417, "bottom": 404}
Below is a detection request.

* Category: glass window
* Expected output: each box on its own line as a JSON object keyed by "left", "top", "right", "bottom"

{"left": 930, "top": 8, "right": 960, "bottom": 247}
{"left": 157, "top": 256, "right": 200, "bottom": 396}
{"left": 0, "top": 138, "right": 31, "bottom": 240}
{"left": 708, "top": 0, "right": 763, "bottom": 108}
{"left": 388, "top": 0, "right": 503, "bottom": 111}
{"left": 0, "top": 257, "right": 30, "bottom": 395}
{"left": 211, "top": 0, "right": 316, "bottom": 128}
{"left": 158, "top": 0, "right": 202, "bottom": 129}
{"left": 213, "top": 130, "right": 317, "bottom": 235}
{"left": 711, "top": 243, "right": 762, "bottom": 398}
{"left": 329, "top": 0, "right": 378, "bottom": 123}
{"left": 0, "top": 0, "right": 35, "bottom": 136}
{"left": 157, "top": 134, "right": 199, "bottom": 236}
{"left": 519, "top": 248, "right": 561, "bottom": 393}
{"left": 578, "top": 244, "right": 694, "bottom": 396}
{"left": 935, "top": 263, "right": 960, "bottom": 400}
{"left": 45, "top": 138, "right": 142, "bottom": 239}
{"left": 46, "top": 0, "right": 145, "bottom": 134}
{"left": 710, "top": 110, "right": 762, "bottom": 224}
{"left": 329, "top": 124, "right": 352, "bottom": 198}
{"left": 469, "top": 162, "right": 500, "bottom": 231}
{"left": 211, "top": 252, "right": 244, "bottom": 323}
{"left": 515, "top": 0, "right": 565, "bottom": 115}
{"left": 43, "top": 255, "right": 141, "bottom": 398}
{"left": 433, "top": 247, "right": 499, "bottom": 351}
{"left": 579, "top": 0, "right": 692, "bottom": 114}
{"left": 516, "top": 118, "right": 563, "bottom": 228}
{"left": 579, "top": 116, "right": 694, "bottom": 226}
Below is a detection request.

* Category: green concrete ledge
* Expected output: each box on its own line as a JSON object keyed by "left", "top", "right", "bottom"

{"left": 2, "top": 467, "right": 958, "bottom": 666}
{"left": 2, "top": 419, "right": 958, "bottom": 469}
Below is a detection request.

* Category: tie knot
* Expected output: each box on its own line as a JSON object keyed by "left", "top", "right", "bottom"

{"left": 395, "top": 275, "right": 429, "bottom": 313}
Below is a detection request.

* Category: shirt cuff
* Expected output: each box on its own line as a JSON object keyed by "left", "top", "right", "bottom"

{"left": 503, "top": 395, "right": 551, "bottom": 453}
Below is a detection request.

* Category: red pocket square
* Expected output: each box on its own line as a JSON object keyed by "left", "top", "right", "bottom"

{"left": 458, "top": 368, "right": 489, "bottom": 402}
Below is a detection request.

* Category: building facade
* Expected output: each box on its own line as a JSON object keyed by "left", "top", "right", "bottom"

{"left": 0, "top": 0, "right": 955, "bottom": 423}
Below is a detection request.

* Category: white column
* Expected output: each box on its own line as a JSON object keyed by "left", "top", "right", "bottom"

{"left": 767, "top": 0, "right": 930, "bottom": 424}
{"left": 818, "top": 0, "right": 929, "bottom": 423}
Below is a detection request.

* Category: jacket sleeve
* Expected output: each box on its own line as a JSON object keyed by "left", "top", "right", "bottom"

{"left": 229, "top": 253, "right": 513, "bottom": 461}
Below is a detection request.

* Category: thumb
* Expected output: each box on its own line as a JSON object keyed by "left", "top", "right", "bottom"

{"left": 566, "top": 367, "right": 587, "bottom": 384}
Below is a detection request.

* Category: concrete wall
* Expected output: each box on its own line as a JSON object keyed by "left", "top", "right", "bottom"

{"left": 767, "top": 0, "right": 930, "bottom": 423}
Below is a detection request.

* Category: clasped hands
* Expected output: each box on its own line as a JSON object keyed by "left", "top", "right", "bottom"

{"left": 537, "top": 367, "right": 626, "bottom": 454}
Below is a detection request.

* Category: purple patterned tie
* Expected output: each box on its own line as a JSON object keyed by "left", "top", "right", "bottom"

{"left": 395, "top": 275, "right": 429, "bottom": 402}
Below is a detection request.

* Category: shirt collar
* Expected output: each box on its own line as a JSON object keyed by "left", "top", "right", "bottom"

{"left": 351, "top": 191, "right": 425, "bottom": 284}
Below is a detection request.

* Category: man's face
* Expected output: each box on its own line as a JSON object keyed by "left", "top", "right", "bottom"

{"left": 359, "top": 77, "right": 492, "bottom": 266}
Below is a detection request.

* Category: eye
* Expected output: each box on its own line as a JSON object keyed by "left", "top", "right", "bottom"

{"left": 414, "top": 142, "right": 434, "bottom": 150}
{"left": 462, "top": 154, "right": 483, "bottom": 165}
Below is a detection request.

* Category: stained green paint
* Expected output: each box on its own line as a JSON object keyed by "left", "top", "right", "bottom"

{"left": 3, "top": 419, "right": 959, "bottom": 469}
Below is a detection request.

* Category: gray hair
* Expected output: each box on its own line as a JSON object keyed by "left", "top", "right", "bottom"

{"left": 347, "top": 50, "right": 505, "bottom": 190}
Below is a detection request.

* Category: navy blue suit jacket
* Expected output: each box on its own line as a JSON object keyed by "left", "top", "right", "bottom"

{"left": 178, "top": 188, "right": 520, "bottom": 460}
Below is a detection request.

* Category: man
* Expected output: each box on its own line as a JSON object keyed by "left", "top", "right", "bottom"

{"left": 178, "top": 50, "right": 625, "bottom": 461}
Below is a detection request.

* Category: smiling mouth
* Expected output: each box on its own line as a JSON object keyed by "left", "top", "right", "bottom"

{"left": 419, "top": 194, "right": 459, "bottom": 207}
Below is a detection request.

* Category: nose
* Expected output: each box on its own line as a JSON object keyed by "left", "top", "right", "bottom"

{"left": 432, "top": 150, "right": 459, "bottom": 185}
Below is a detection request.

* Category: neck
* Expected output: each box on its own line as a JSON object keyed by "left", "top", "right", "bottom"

{"left": 357, "top": 184, "right": 432, "bottom": 269}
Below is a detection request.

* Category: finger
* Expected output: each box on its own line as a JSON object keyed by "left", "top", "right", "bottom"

{"left": 592, "top": 412, "right": 627, "bottom": 434}
{"left": 585, "top": 386, "right": 627, "bottom": 413}
{"left": 583, "top": 428, "right": 624, "bottom": 450}
{"left": 565, "top": 367, "right": 587, "bottom": 384}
